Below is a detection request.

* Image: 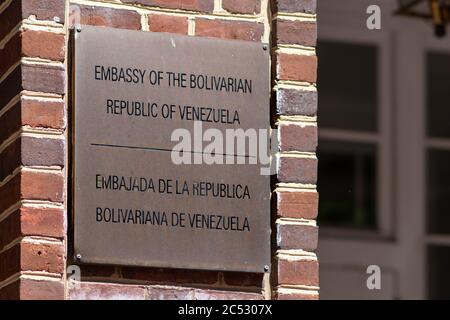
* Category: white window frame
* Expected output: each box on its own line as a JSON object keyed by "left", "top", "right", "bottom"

{"left": 395, "top": 13, "right": 450, "bottom": 299}
{"left": 318, "top": 0, "right": 434, "bottom": 299}
{"left": 318, "top": 1, "right": 394, "bottom": 238}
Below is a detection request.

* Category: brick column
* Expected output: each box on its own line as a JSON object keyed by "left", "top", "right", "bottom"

{"left": 271, "top": 0, "right": 319, "bottom": 300}
{"left": 0, "top": 0, "right": 67, "bottom": 299}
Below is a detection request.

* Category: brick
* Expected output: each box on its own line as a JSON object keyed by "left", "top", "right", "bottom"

{"left": 278, "top": 156, "right": 317, "bottom": 184}
{"left": 223, "top": 272, "right": 263, "bottom": 287}
{"left": 20, "top": 170, "right": 64, "bottom": 203}
{"left": 122, "top": 0, "right": 214, "bottom": 13}
{"left": 76, "top": 5, "right": 141, "bottom": 30}
{"left": 122, "top": 267, "right": 218, "bottom": 285}
{"left": 20, "top": 206, "right": 65, "bottom": 239}
{"left": 22, "top": 64, "right": 65, "bottom": 94}
{"left": 149, "top": 14, "right": 188, "bottom": 35}
{"left": 196, "top": 19, "right": 264, "bottom": 42}
{"left": 1, "top": 56, "right": 65, "bottom": 112}
{"left": 21, "top": 97, "right": 65, "bottom": 129}
{"left": 279, "top": 123, "right": 317, "bottom": 152}
{"left": 0, "top": 207, "right": 64, "bottom": 251}
{"left": 276, "top": 258, "right": 318, "bottom": 286}
{"left": 145, "top": 286, "right": 263, "bottom": 300}
{"left": 274, "top": 19, "right": 316, "bottom": 46}
{"left": 21, "top": 136, "right": 65, "bottom": 167}
{"left": 222, "top": 0, "right": 261, "bottom": 14}
{"left": 21, "top": 241, "right": 64, "bottom": 275}
{"left": 276, "top": 191, "right": 318, "bottom": 220}
{"left": 272, "top": 0, "right": 316, "bottom": 14}
{"left": 0, "top": 98, "right": 64, "bottom": 147}
{"left": 277, "top": 223, "right": 318, "bottom": 251}
{"left": 276, "top": 53, "right": 317, "bottom": 83}
{"left": 194, "top": 288, "right": 263, "bottom": 300}
{"left": 21, "top": 29, "right": 65, "bottom": 61}
{"left": 1, "top": 278, "right": 63, "bottom": 301}
{"left": 0, "top": 171, "right": 63, "bottom": 220}
{"left": 22, "top": 0, "right": 65, "bottom": 23}
{"left": 276, "top": 88, "right": 317, "bottom": 116}
{"left": 147, "top": 286, "right": 195, "bottom": 300}
{"left": 19, "top": 278, "right": 64, "bottom": 300}
{"left": 276, "top": 290, "right": 318, "bottom": 300}
{"left": 0, "top": 136, "right": 64, "bottom": 182}
{"left": 69, "top": 282, "right": 146, "bottom": 300}
{"left": 0, "top": 242, "right": 64, "bottom": 280}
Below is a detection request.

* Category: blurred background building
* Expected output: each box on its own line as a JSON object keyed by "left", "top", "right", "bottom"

{"left": 317, "top": 0, "right": 450, "bottom": 299}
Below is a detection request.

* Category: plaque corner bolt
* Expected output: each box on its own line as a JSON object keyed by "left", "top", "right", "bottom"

{"left": 76, "top": 26, "right": 82, "bottom": 33}
{"left": 264, "top": 265, "right": 270, "bottom": 272}
{"left": 75, "top": 253, "right": 82, "bottom": 261}
{"left": 262, "top": 44, "right": 268, "bottom": 51}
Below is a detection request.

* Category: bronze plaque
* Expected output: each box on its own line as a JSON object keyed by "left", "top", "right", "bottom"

{"left": 73, "top": 26, "right": 270, "bottom": 272}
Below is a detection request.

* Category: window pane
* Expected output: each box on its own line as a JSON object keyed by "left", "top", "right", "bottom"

{"left": 427, "top": 150, "right": 450, "bottom": 234}
{"left": 427, "top": 52, "right": 450, "bottom": 138}
{"left": 317, "top": 41, "right": 378, "bottom": 132}
{"left": 428, "top": 246, "right": 450, "bottom": 299}
{"left": 318, "top": 141, "right": 377, "bottom": 229}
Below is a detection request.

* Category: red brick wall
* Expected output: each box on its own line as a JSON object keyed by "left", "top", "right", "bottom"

{"left": 0, "top": 0, "right": 318, "bottom": 300}
{"left": 0, "top": 0, "right": 66, "bottom": 300}
{"left": 272, "top": 0, "right": 319, "bottom": 299}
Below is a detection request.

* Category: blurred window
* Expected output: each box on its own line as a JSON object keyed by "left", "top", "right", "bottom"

{"left": 318, "top": 41, "right": 378, "bottom": 132}
{"left": 428, "top": 246, "right": 450, "bottom": 299}
{"left": 426, "top": 51, "right": 450, "bottom": 299}
{"left": 427, "top": 150, "right": 450, "bottom": 234}
{"left": 426, "top": 51, "right": 450, "bottom": 234}
{"left": 317, "top": 40, "right": 379, "bottom": 231}
{"left": 319, "top": 141, "right": 377, "bottom": 229}
{"left": 427, "top": 52, "right": 450, "bottom": 138}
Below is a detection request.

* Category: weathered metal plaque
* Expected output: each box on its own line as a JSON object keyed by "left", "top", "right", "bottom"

{"left": 73, "top": 25, "right": 270, "bottom": 272}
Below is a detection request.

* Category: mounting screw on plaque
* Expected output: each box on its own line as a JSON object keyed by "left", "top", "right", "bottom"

{"left": 76, "top": 26, "right": 82, "bottom": 33}
{"left": 264, "top": 265, "right": 270, "bottom": 272}
{"left": 75, "top": 253, "right": 82, "bottom": 261}
{"left": 262, "top": 44, "right": 268, "bottom": 51}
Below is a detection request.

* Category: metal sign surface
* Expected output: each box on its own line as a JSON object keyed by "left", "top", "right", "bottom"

{"left": 73, "top": 25, "right": 270, "bottom": 272}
